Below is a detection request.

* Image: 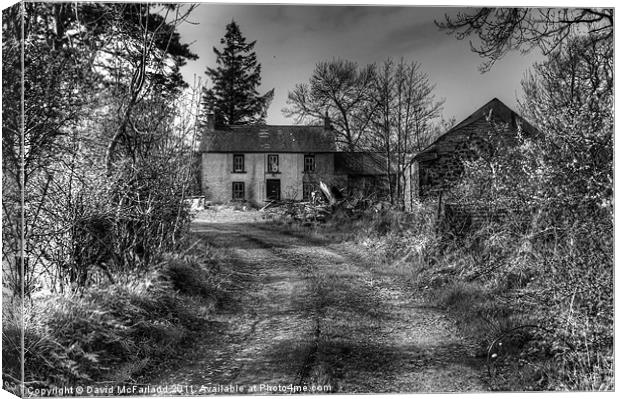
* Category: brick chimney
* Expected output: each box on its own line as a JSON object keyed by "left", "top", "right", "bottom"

{"left": 324, "top": 112, "right": 332, "bottom": 130}
{"left": 206, "top": 113, "right": 215, "bottom": 131}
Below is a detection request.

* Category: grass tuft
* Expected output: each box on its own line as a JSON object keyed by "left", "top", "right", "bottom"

{"left": 2, "top": 240, "right": 232, "bottom": 388}
{"left": 275, "top": 200, "right": 613, "bottom": 391}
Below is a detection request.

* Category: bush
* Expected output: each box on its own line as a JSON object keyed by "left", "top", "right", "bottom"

{"left": 278, "top": 32, "right": 613, "bottom": 391}
{"left": 419, "top": 204, "right": 613, "bottom": 390}
{"left": 2, "top": 243, "right": 230, "bottom": 388}
{"left": 427, "top": 39, "right": 614, "bottom": 389}
{"left": 285, "top": 190, "right": 612, "bottom": 390}
{"left": 164, "top": 250, "right": 223, "bottom": 299}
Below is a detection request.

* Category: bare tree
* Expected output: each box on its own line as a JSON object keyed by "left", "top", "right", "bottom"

{"left": 369, "top": 59, "right": 444, "bottom": 208}
{"left": 104, "top": 3, "right": 198, "bottom": 174}
{"left": 284, "top": 59, "right": 377, "bottom": 150}
{"left": 373, "top": 60, "right": 395, "bottom": 203}
{"left": 436, "top": 8, "right": 613, "bottom": 71}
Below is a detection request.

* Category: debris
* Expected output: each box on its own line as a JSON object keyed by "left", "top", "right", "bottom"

{"left": 186, "top": 196, "right": 209, "bottom": 211}
{"left": 259, "top": 181, "right": 392, "bottom": 223}
{"left": 319, "top": 181, "right": 336, "bottom": 205}
{"left": 259, "top": 201, "right": 277, "bottom": 212}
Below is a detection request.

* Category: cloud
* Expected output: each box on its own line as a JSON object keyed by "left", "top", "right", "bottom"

{"left": 317, "top": 6, "right": 401, "bottom": 31}
{"left": 178, "top": 4, "right": 543, "bottom": 125}
{"left": 256, "top": 5, "right": 404, "bottom": 34}
{"left": 380, "top": 19, "right": 448, "bottom": 53}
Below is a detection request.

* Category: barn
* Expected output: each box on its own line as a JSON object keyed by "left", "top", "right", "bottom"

{"left": 404, "top": 98, "right": 539, "bottom": 210}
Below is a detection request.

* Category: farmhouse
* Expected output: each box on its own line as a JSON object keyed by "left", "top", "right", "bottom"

{"left": 199, "top": 116, "right": 390, "bottom": 204}
{"left": 404, "top": 98, "right": 539, "bottom": 209}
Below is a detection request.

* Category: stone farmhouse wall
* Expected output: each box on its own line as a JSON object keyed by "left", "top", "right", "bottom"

{"left": 201, "top": 152, "right": 335, "bottom": 204}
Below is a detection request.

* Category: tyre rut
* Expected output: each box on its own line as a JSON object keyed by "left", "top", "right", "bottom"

{"left": 147, "top": 214, "right": 488, "bottom": 393}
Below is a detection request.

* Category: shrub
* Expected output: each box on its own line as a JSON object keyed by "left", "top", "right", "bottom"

{"left": 2, "top": 244, "right": 229, "bottom": 389}
{"left": 163, "top": 250, "right": 223, "bottom": 299}
{"left": 429, "top": 36, "right": 614, "bottom": 389}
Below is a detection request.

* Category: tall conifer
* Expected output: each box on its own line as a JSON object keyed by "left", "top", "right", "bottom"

{"left": 201, "top": 21, "right": 273, "bottom": 127}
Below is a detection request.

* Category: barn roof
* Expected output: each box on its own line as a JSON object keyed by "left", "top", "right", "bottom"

{"left": 414, "top": 98, "right": 540, "bottom": 161}
{"left": 334, "top": 152, "right": 391, "bottom": 176}
{"left": 199, "top": 125, "right": 337, "bottom": 153}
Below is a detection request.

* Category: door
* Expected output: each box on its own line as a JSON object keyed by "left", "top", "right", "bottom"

{"left": 266, "top": 179, "right": 281, "bottom": 201}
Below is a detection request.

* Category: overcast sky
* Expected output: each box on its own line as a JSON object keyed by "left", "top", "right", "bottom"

{"left": 176, "top": 3, "right": 544, "bottom": 125}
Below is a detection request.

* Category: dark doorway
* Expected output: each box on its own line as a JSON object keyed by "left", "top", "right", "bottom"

{"left": 266, "top": 179, "right": 281, "bottom": 201}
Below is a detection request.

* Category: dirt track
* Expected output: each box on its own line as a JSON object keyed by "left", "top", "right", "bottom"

{"left": 148, "top": 209, "right": 488, "bottom": 393}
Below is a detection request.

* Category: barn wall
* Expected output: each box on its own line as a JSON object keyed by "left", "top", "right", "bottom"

{"left": 440, "top": 202, "right": 512, "bottom": 235}
{"left": 404, "top": 161, "right": 419, "bottom": 211}
{"left": 416, "top": 115, "right": 519, "bottom": 198}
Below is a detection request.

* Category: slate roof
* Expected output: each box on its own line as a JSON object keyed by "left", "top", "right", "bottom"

{"left": 334, "top": 152, "right": 391, "bottom": 176}
{"left": 414, "top": 98, "right": 540, "bottom": 161}
{"left": 199, "top": 125, "right": 337, "bottom": 153}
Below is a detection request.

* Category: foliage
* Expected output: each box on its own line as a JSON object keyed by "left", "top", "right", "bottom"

{"left": 2, "top": 3, "right": 205, "bottom": 388}
{"left": 2, "top": 2, "right": 201, "bottom": 295}
{"left": 282, "top": 28, "right": 613, "bottom": 390}
{"left": 411, "top": 212, "right": 613, "bottom": 390}
{"left": 429, "top": 32, "right": 613, "bottom": 390}
{"left": 2, "top": 244, "right": 231, "bottom": 388}
{"left": 518, "top": 33, "right": 612, "bottom": 216}
{"left": 200, "top": 21, "right": 274, "bottom": 127}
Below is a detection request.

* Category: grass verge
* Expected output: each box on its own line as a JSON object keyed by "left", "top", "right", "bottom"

{"left": 2, "top": 237, "right": 233, "bottom": 391}
{"left": 263, "top": 203, "right": 613, "bottom": 391}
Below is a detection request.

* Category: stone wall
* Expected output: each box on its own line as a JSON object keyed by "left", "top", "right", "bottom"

{"left": 440, "top": 202, "right": 511, "bottom": 235}
{"left": 402, "top": 114, "right": 521, "bottom": 208}
{"left": 419, "top": 115, "right": 517, "bottom": 198}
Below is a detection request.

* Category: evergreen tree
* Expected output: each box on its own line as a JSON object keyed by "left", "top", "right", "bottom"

{"left": 201, "top": 21, "right": 274, "bottom": 127}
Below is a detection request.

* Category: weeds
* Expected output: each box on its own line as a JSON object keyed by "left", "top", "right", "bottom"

{"left": 278, "top": 196, "right": 612, "bottom": 391}
{"left": 1, "top": 240, "right": 231, "bottom": 389}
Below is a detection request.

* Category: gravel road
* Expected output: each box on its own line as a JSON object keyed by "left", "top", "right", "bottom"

{"left": 147, "top": 209, "right": 488, "bottom": 393}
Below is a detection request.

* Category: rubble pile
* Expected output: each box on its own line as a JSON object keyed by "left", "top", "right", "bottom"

{"left": 260, "top": 181, "right": 392, "bottom": 223}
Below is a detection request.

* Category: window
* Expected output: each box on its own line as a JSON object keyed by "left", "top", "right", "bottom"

{"left": 302, "top": 182, "right": 316, "bottom": 201}
{"left": 233, "top": 154, "right": 244, "bottom": 173}
{"left": 267, "top": 154, "right": 279, "bottom": 173}
{"left": 304, "top": 155, "right": 315, "bottom": 172}
{"left": 232, "top": 182, "right": 245, "bottom": 200}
